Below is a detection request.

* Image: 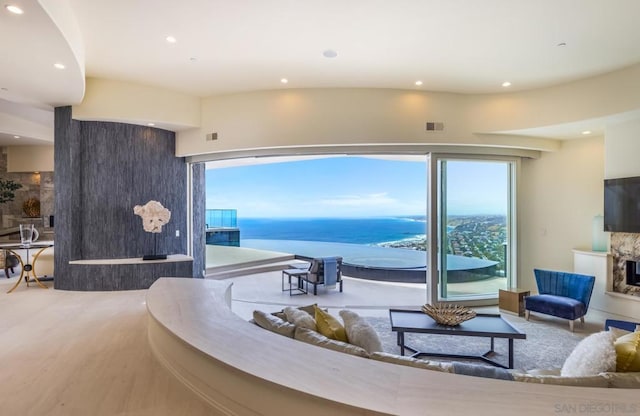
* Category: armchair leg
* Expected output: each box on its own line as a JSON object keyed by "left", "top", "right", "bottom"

{"left": 339, "top": 280, "right": 343, "bottom": 293}
{"left": 525, "top": 310, "right": 530, "bottom": 321}
{"left": 580, "top": 316, "right": 585, "bottom": 325}
{"left": 569, "top": 320, "right": 575, "bottom": 332}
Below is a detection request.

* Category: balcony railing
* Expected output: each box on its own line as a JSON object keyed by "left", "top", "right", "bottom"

{"left": 206, "top": 209, "right": 237, "bottom": 229}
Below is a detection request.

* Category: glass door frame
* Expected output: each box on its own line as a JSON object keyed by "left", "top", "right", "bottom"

{"left": 426, "top": 153, "right": 519, "bottom": 305}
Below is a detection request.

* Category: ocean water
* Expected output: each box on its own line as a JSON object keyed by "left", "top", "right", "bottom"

{"left": 237, "top": 217, "right": 426, "bottom": 245}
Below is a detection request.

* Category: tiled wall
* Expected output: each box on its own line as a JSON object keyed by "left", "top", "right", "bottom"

{"left": 610, "top": 232, "right": 640, "bottom": 296}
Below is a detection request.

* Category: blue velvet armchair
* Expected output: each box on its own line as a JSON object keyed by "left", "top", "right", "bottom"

{"left": 524, "top": 269, "right": 595, "bottom": 331}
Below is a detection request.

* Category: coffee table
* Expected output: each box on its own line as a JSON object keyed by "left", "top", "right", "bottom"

{"left": 389, "top": 309, "right": 526, "bottom": 369}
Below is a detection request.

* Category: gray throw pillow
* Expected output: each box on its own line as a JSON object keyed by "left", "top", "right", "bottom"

{"left": 339, "top": 309, "right": 383, "bottom": 353}
{"left": 284, "top": 306, "right": 317, "bottom": 330}
{"left": 252, "top": 310, "right": 296, "bottom": 338}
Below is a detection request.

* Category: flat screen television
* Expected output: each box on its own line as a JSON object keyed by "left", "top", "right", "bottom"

{"left": 604, "top": 176, "right": 640, "bottom": 232}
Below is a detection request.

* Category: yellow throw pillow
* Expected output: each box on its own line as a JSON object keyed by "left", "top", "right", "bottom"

{"left": 614, "top": 331, "right": 640, "bottom": 372}
{"left": 314, "top": 305, "right": 348, "bottom": 342}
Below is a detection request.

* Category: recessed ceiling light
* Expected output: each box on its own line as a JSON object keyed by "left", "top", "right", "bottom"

{"left": 280, "top": 78, "right": 288, "bottom": 84}
{"left": 13, "top": 135, "right": 20, "bottom": 139}
{"left": 189, "top": 57, "right": 197, "bottom": 62}
{"left": 0, "top": 87, "right": 7, "bottom": 91}
{"left": 557, "top": 42, "right": 567, "bottom": 47}
{"left": 415, "top": 81, "right": 423, "bottom": 86}
{"left": 53, "top": 63, "right": 65, "bottom": 70}
{"left": 166, "top": 36, "right": 177, "bottom": 43}
{"left": 582, "top": 130, "right": 592, "bottom": 135}
{"left": 322, "top": 49, "right": 338, "bottom": 58}
{"left": 502, "top": 81, "right": 512, "bottom": 87}
{"left": 147, "top": 123, "right": 155, "bottom": 126}
{"left": 5, "top": 5, "right": 24, "bottom": 14}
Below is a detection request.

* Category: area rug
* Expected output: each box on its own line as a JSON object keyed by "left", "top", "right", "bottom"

{"left": 364, "top": 315, "right": 602, "bottom": 371}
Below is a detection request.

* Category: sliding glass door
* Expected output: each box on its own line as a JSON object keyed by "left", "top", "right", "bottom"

{"left": 437, "top": 158, "right": 516, "bottom": 300}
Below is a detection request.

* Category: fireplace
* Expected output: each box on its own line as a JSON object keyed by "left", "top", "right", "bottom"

{"left": 611, "top": 233, "right": 640, "bottom": 296}
{"left": 626, "top": 260, "right": 640, "bottom": 287}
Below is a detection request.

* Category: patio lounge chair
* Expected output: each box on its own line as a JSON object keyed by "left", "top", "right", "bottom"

{"left": 303, "top": 256, "right": 344, "bottom": 296}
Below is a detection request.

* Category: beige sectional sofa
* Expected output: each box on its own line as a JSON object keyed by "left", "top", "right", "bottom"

{"left": 253, "top": 305, "right": 640, "bottom": 388}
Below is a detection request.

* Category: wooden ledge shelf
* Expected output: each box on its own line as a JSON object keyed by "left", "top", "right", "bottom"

{"left": 146, "top": 278, "right": 631, "bottom": 416}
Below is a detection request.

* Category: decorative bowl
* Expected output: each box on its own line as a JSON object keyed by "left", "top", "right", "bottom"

{"left": 421, "top": 303, "right": 477, "bottom": 326}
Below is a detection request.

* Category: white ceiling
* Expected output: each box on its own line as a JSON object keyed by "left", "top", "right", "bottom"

{"left": 69, "top": 0, "right": 640, "bottom": 96}
{"left": 1, "top": 0, "right": 640, "bottom": 145}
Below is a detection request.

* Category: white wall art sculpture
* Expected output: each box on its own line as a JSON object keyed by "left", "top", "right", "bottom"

{"left": 134, "top": 200, "right": 171, "bottom": 260}
{"left": 133, "top": 200, "right": 171, "bottom": 233}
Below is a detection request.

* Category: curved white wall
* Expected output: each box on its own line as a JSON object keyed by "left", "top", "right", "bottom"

{"left": 66, "top": 64, "right": 640, "bottom": 159}
{"left": 168, "top": 64, "right": 640, "bottom": 157}
{"left": 519, "top": 136, "right": 605, "bottom": 288}
{"left": 72, "top": 78, "right": 201, "bottom": 130}
{"left": 170, "top": 65, "right": 640, "bottom": 156}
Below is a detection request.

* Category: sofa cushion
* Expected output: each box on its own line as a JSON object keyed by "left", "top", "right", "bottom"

{"left": 521, "top": 368, "right": 561, "bottom": 376}
{"left": 614, "top": 331, "right": 640, "bottom": 372}
{"left": 314, "top": 306, "right": 348, "bottom": 342}
{"left": 451, "top": 362, "right": 513, "bottom": 381}
{"left": 284, "top": 306, "right": 317, "bottom": 330}
{"left": 339, "top": 310, "right": 383, "bottom": 354}
{"left": 294, "top": 327, "right": 369, "bottom": 358}
{"left": 561, "top": 331, "right": 617, "bottom": 377}
{"left": 252, "top": 310, "right": 296, "bottom": 338}
{"left": 511, "top": 373, "right": 609, "bottom": 387}
{"left": 600, "top": 371, "right": 640, "bottom": 388}
{"left": 370, "top": 352, "right": 453, "bottom": 373}
{"left": 525, "top": 294, "right": 586, "bottom": 320}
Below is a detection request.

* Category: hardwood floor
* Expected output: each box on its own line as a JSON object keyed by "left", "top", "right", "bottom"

{"left": 1, "top": 269, "right": 631, "bottom": 416}
{"left": 0, "top": 277, "right": 213, "bottom": 416}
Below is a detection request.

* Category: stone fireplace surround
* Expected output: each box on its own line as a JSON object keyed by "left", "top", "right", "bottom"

{"left": 611, "top": 232, "right": 640, "bottom": 296}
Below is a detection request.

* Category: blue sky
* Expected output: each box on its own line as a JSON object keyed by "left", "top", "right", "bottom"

{"left": 205, "top": 157, "right": 508, "bottom": 218}
{"left": 444, "top": 160, "right": 509, "bottom": 216}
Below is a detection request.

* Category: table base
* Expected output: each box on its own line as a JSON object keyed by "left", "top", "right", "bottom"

{"left": 4, "top": 245, "right": 54, "bottom": 293}
{"left": 397, "top": 332, "right": 514, "bottom": 369}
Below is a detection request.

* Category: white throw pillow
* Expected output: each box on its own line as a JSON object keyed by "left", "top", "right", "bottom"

{"left": 339, "top": 309, "right": 383, "bottom": 354}
{"left": 284, "top": 306, "right": 316, "bottom": 331}
{"left": 561, "top": 331, "right": 617, "bottom": 377}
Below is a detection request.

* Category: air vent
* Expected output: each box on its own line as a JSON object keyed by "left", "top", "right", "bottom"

{"left": 206, "top": 132, "right": 218, "bottom": 141}
{"left": 425, "top": 122, "right": 444, "bottom": 131}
